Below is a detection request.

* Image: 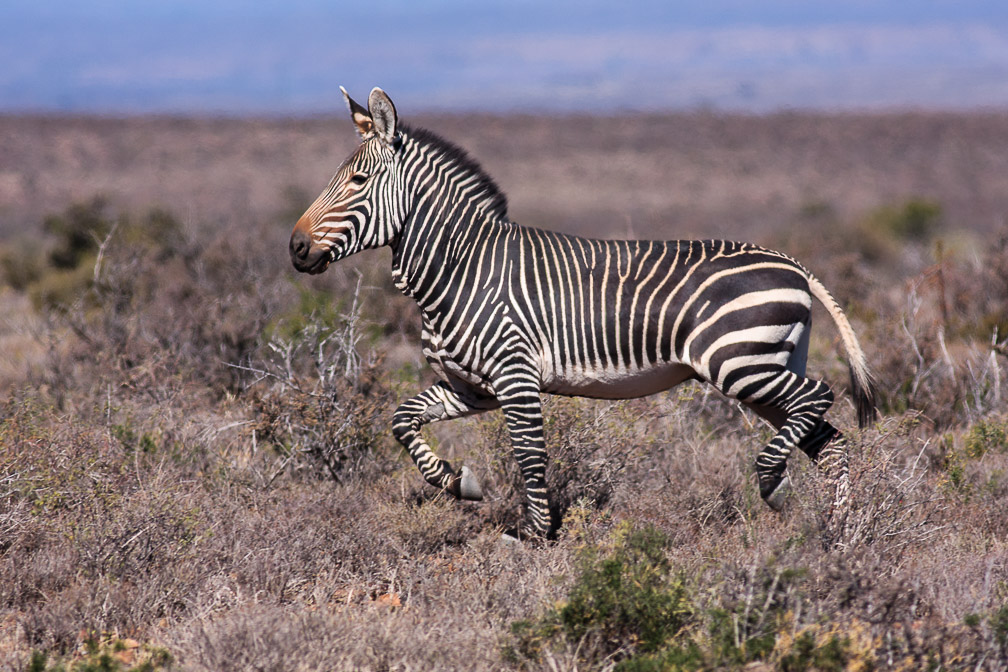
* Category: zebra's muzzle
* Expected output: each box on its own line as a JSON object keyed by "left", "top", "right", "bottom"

{"left": 289, "top": 229, "right": 331, "bottom": 275}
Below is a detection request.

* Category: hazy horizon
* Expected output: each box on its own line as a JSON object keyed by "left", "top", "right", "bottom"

{"left": 3, "top": 0, "right": 1008, "bottom": 115}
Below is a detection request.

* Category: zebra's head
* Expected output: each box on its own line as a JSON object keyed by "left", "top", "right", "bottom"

{"left": 290, "top": 87, "right": 404, "bottom": 274}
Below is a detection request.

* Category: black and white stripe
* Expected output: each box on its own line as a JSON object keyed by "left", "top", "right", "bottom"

{"left": 290, "top": 88, "right": 877, "bottom": 537}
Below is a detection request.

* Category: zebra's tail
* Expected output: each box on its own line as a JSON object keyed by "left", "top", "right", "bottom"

{"left": 807, "top": 273, "right": 878, "bottom": 428}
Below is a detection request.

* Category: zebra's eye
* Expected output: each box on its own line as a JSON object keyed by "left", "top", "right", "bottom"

{"left": 350, "top": 173, "right": 368, "bottom": 185}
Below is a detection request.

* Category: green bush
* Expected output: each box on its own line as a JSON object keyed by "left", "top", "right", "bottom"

{"left": 964, "top": 418, "right": 1008, "bottom": 458}
{"left": 0, "top": 238, "right": 45, "bottom": 290}
{"left": 28, "top": 262, "right": 96, "bottom": 311}
{"left": 7, "top": 198, "right": 186, "bottom": 312}
{"left": 992, "top": 604, "right": 1008, "bottom": 653}
{"left": 44, "top": 196, "right": 113, "bottom": 270}
{"left": 870, "top": 198, "right": 942, "bottom": 242}
{"left": 857, "top": 197, "right": 943, "bottom": 262}
{"left": 705, "top": 564, "right": 808, "bottom": 666}
{"left": 2, "top": 196, "right": 114, "bottom": 310}
{"left": 557, "top": 524, "right": 692, "bottom": 654}
{"left": 509, "top": 523, "right": 697, "bottom": 669}
{"left": 27, "top": 636, "right": 173, "bottom": 672}
{"left": 505, "top": 523, "right": 857, "bottom": 671}
{"left": 778, "top": 630, "right": 851, "bottom": 672}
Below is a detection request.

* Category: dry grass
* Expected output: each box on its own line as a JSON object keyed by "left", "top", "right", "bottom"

{"left": 2, "top": 111, "right": 1008, "bottom": 670}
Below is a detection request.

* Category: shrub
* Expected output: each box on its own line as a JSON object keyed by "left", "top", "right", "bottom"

{"left": 819, "top": 417, "right": 945, "bottom": 552}
{"left": 27, "top": 636, "right": 172, "bottom": 672}
{"left": 865, "top": 197, "right": 942, "bottom": 245}
{"left": 43, "top": 196, "right": 113, "bottom": 271}
{"left": 6, "top": 198, "right": 189, "bottom": 319}
{"left": 880, "top": 198, "right": 942, "bottom": 242}
{"left": 964, "top": 418, "right": 1008, "bottom": 459}
{"left": 26, "top": 199, "right": 285, "bottom": 395}
{"left": 0, "top": 237, "right": 45, "bottom": 291}
{"left": 509, "top": 522, "right": 698, "bottom": 669}
{"left": 507, "top": 524, "right": 860, "bottom": 671}
{"left": 704, "top": 560, "right": 811, "bottom": 667}
{"left": 776, "top": 627, "right": 854, "bottom": 672}
{"left": 557, "top": 524, "right": 692, "bottom": 655}
{"left": 246, "top": 279, "right": 396, "bottom": 484}
{"left": 856, "top": 197, "right": 943, "bottom": 262}
{"left": 27, "top": 262, "right": 96, "bottom": 314}
{"left": 993, "top": 605, "right": 1008, "bottom": 655}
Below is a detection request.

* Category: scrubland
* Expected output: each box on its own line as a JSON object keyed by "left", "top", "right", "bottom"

{"left": 1, "top": 111, "right": 1008, "bottom": 671}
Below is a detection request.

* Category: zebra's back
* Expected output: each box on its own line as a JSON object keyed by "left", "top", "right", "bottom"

{"left": 491, "top": 229, "right": 812, "bottom": 397}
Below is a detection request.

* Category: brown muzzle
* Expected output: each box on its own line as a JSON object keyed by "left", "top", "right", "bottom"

{"left": 289, "top": 214, "right": 330, "bottom": 274}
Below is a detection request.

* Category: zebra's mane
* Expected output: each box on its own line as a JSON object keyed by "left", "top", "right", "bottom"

{"left": 401, "top": 123, "right": 509, "bottom": 219}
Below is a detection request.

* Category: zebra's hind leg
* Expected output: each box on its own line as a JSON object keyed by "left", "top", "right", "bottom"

{"left": 745, "top": 402, "right": 851, "bottom": 514}
{"left": 391, "top": 381, "right": 498, "bottom": 501}
{"left": 737, "top": 370, "right": 835, "bottom": 511}
{"left": 799, "top": 420, "right": 850, "bottom": 513}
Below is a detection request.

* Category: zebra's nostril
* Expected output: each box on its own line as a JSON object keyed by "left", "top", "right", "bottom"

{"left": 290, "top": 229, "right": 311, "bottom": 260}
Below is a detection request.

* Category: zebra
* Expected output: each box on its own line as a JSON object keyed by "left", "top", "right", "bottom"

{"left": 289, "top": 87, "right": 877, "bottom": 539}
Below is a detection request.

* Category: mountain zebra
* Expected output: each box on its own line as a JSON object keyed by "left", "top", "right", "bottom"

{"left": 289, "top": 88, "right": 877, "bottom": 538}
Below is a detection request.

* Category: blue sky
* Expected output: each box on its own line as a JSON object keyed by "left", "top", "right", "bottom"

{"left": 3, "top": 1, "right": 1008, "bottom": 114}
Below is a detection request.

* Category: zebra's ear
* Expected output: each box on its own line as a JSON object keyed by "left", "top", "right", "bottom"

{"left": 367, "top": 87, "right": 398, "bottom": 145}
{"left": 341, "top": 86, "right": 375, "bottom": 140}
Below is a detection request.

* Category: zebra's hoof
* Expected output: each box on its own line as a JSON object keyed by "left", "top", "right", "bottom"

{"left": 457, "top": 466, "right": 483, "bottom": 501}
{"left": 500, "top": 531, "right": 520, "bottom": 545}
{"left": 499, "top": 525, "right": 547, "bottom": 546}
{"left": 763, "top": 474, "right": 791, "bottom": 512}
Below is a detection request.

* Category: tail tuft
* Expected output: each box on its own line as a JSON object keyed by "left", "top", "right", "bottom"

{"left": 848, "top": 363, "right": 878, "bottom": 429}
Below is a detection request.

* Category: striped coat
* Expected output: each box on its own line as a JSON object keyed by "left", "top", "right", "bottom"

{"left": 290, "top": 88, "right": 876, "bottom": 538}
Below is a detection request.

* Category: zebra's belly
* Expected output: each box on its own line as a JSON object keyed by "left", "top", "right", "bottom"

{"left": 543, "top": 362, "right": 698, "bottom": 400}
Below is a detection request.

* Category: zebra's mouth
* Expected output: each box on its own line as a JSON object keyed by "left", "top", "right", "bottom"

{"left": 304, "top": 255, "right": 331, "bottom": 275}
{"left": 290, "top": 241, "right": 332, "bottom": 275}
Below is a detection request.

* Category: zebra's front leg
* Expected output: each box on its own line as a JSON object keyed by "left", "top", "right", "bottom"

{"left": 497, "top": 382, "right": 552, "bottom": 539}
{"left": 391, "top": 381, "right": 498, "bottom": 500}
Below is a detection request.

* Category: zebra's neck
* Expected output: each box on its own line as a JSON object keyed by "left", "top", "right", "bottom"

{"left": 390, "top": 127, "right": 510, "bottom": 310}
